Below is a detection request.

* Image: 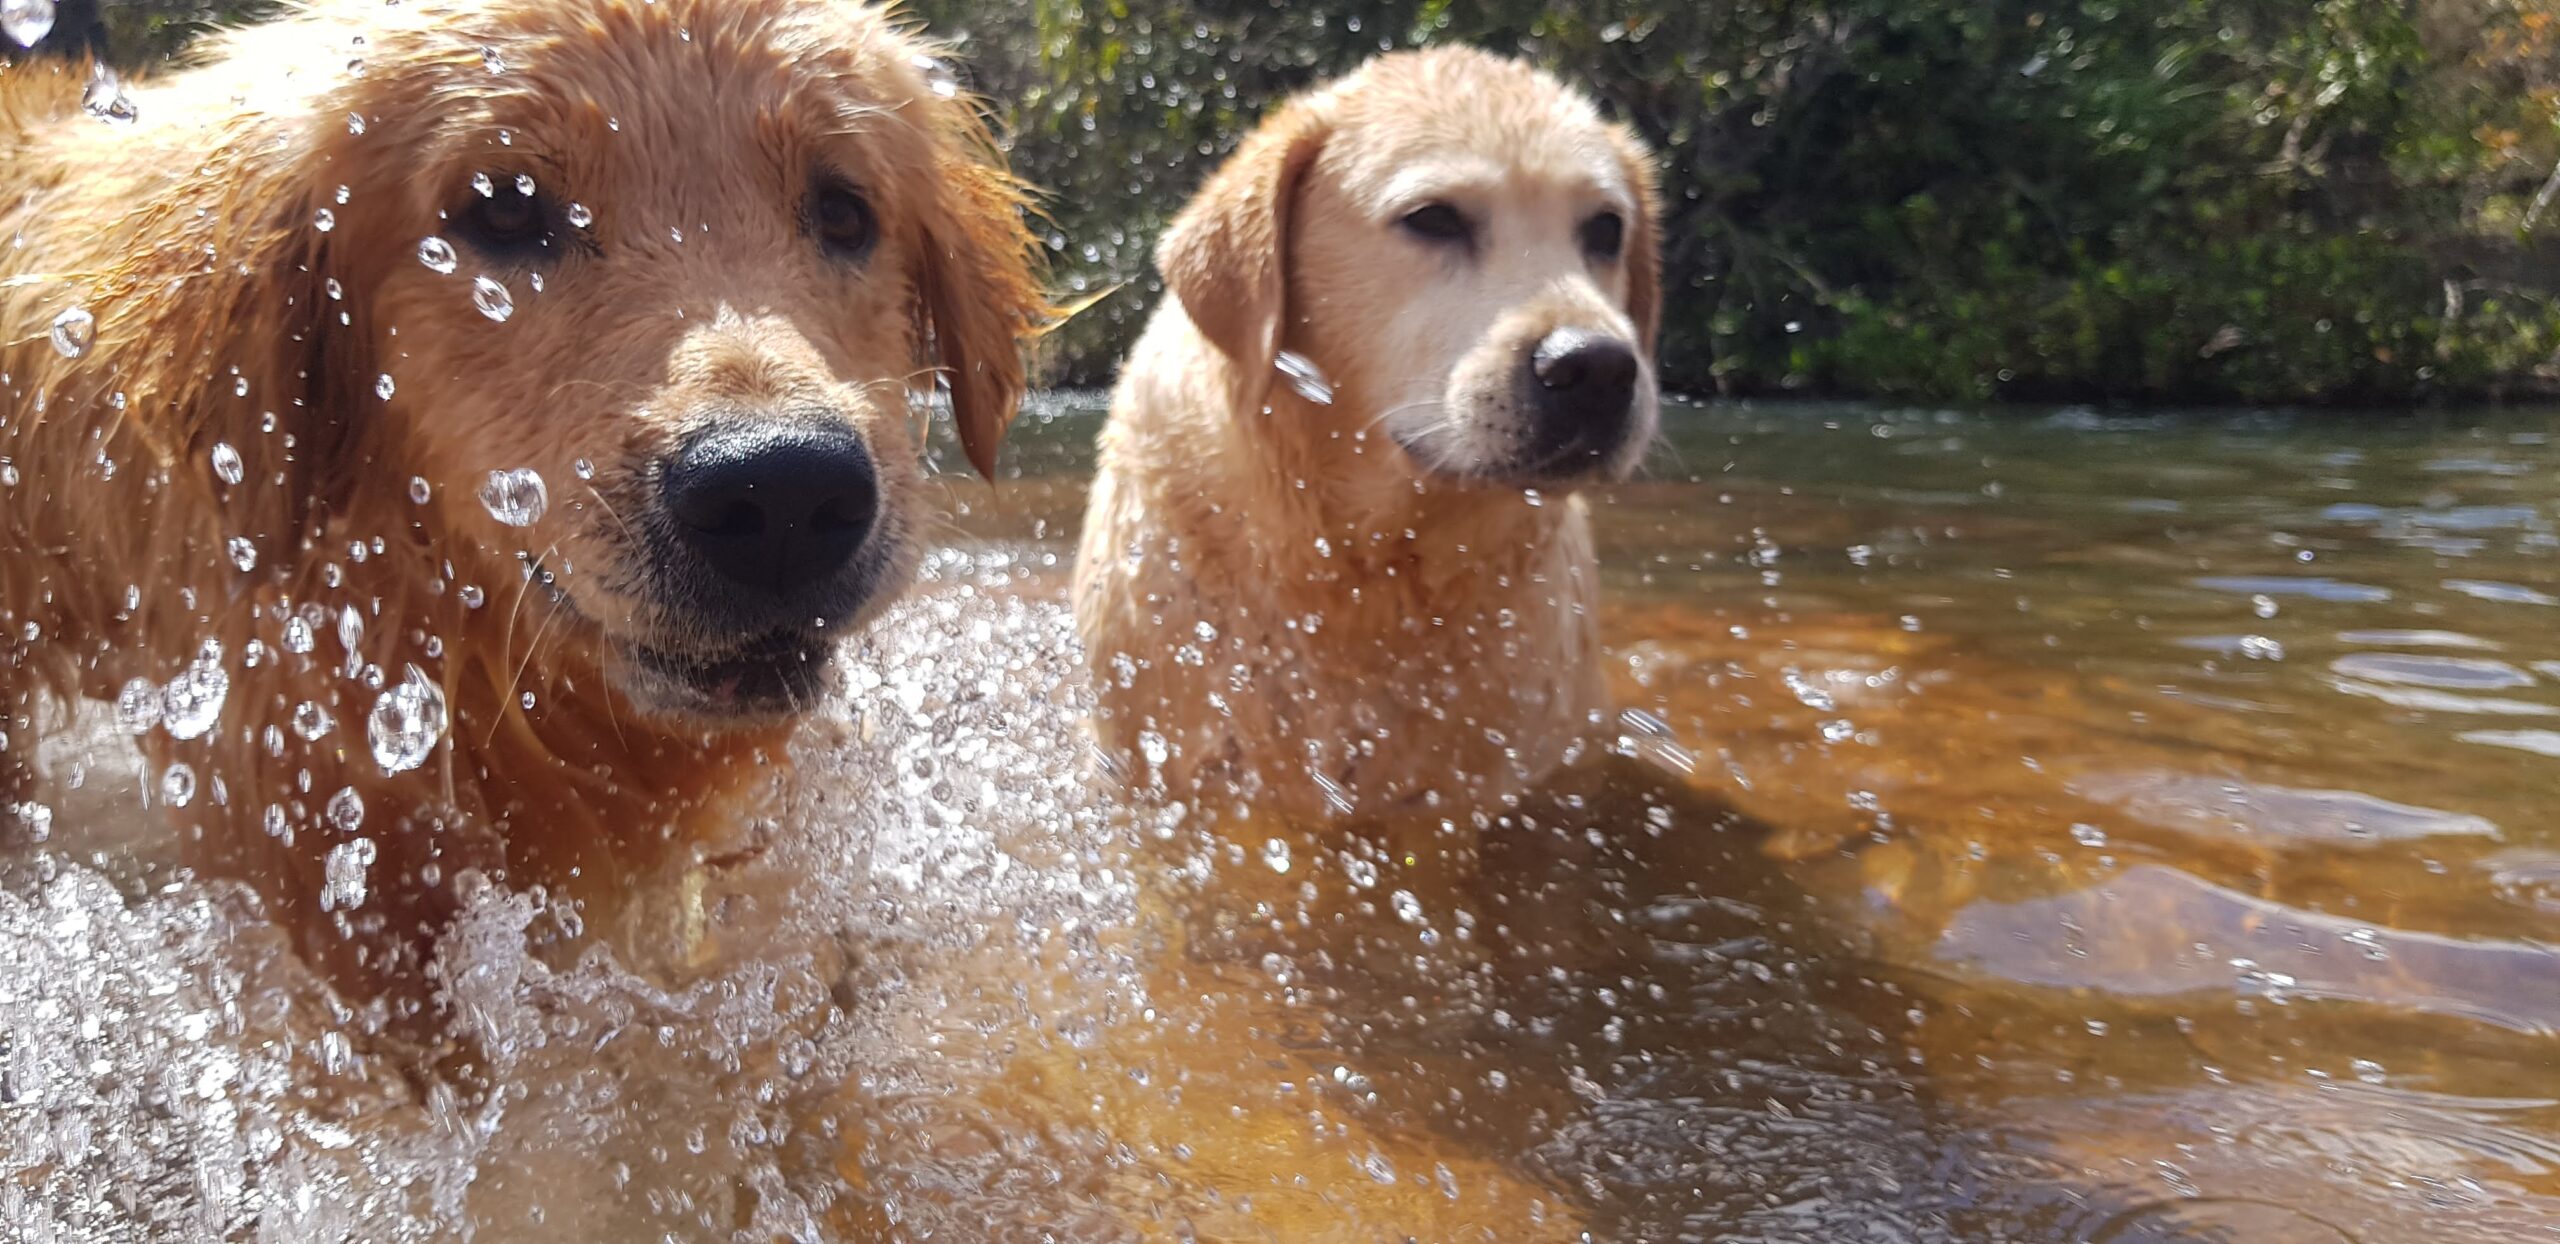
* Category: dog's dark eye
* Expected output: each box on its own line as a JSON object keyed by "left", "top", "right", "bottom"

{"left": 1581, "top": 211, "right": 1626, "bottom": 262}
{"left": 1399, "top": 203, "right": 1472, "bottom": 246}
{"left": 809, "top": 177, "right": 876, "bottom": 262}
{"left": 455, "top": 175, "right": 553, "bottom": 257}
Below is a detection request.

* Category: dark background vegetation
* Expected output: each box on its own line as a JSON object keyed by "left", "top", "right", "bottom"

{"left": 30, "top": 0, "right": 2560, "bottom": 405}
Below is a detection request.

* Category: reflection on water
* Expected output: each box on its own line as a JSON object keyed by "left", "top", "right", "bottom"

{"left": 7, "top": 398, "right": 2560, "bottom": 1240}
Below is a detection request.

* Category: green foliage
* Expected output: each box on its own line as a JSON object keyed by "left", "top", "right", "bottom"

{"left": 914, "top": 0, "right": 2560, "bottom": 404}
{"left": 28, "top": 0, "right": 2556, "bottom": 404}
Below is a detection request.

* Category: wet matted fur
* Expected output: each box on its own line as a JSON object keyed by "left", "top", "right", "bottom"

{"left": 1074, "top": 48, "right": 1663, "bottom": 822}
{"left": 0, "top": 0, "right": 1045, "bottom": 1017}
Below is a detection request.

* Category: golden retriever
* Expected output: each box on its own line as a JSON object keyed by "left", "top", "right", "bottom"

{"left": 1073, "top": 47, "right": 1661, "bottom": 821}
{"left": 0, "top": 0, "right": 1044, "bottom": 1016}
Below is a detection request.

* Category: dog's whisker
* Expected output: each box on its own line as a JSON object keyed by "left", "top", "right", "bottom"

{"left": 485, "top": 540, "right": 566, "bottom": 746}
{"left": 582, "top": 483, "right": 638, "bottom": 548}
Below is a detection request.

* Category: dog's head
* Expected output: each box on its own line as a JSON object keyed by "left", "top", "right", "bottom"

{"left": 160, "top": 0, "right": 1041, "bottom": 726}
{"left": 1158, "top": 47, "right": 1661, "bottom": 489}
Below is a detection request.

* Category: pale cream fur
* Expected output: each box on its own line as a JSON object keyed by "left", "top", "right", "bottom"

{"left": 1074, "top": 48, "right": 1663, "bottom": 820}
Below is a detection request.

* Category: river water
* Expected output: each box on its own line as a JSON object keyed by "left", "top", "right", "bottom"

{"left": 5, "top": 397, "right": 2555, "bottom": 1241}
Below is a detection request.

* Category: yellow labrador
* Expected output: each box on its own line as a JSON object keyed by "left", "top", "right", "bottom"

{"left": 1074, "top": 47, "right": 1662, "bottom": 820}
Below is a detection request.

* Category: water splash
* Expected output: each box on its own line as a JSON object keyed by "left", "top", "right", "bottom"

{"left": 319, "top": 836, "right": 375, "bottom": 910}
{"left": 79, "top": 66, "right": 136, "bottom": 124}
{"left": 47, "top": 306, "right": 92, "bottom": 359}
{"left": 159, "top": 646, "right": 229, "bottom": 741}
{"left": 470, "top": 275, "right": 514, "bottom": 323}
{"left": 1274, "top": 350, "right": 1336, "bottom": 405}
{"left": 1, "top": 0, "right": 55, "bottom": 48}
{"left": 415, "top": 237, "right": 459, "bottom": 275}
{"left": 478, "top": 468, "right": 548, "bottom": 527}
{"left": 913, "top": 54, "right": 961, "bottom": 98}
{"left": 369, "top": 666, "right": 448, "bottom": 775}
{"left": 112, "top": 677, "right": 161, "bottom": 735}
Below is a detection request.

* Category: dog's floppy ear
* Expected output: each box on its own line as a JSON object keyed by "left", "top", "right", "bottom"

{"left": 916, "top": 106, "right": 1047, "bottom": 480}
{"left": 66, "top": 106, "right": 362, "bottom": 573}
{"left": 1610, "top": 123, "right": 1664, "bottom": 356}
{"left": 1156, "top": 102, "right": 1327, "bottom": 413}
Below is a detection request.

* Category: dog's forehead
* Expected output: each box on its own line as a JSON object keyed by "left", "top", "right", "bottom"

{"left": 1322, "top": 54, "right": 1628, "bottom": 206}
{"left": 335, "top": 0, "right": 943, "bottom": 209}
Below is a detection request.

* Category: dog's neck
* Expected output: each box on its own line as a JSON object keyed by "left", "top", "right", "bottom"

{"left": 1200, "top": 386, "right": 1592, "bottom": 599}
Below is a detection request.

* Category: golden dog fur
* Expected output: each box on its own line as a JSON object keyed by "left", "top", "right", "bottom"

{"left": 1074, "top": 48, "right": 1662, "bottom": 821}
{"left": 0, "top": 0, "right": 1043, "bottom": 1016}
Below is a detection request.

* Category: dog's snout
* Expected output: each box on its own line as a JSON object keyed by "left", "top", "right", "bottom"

{"left": 1531, "top": 329, "right": 1640, "bottom": 424}
{"left": 665, "top": 422, "right": 879, "bottom": 596}
{"left": 1518, "top": 328, "right": 1642, "bottom": 472}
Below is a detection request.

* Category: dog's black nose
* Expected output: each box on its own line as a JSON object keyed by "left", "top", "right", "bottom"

{"left": 1524, "top": 329, "right": 1641, "bottom": 468}
{"left": 664, "top": 423, "right": 878, "bottom": 596}
{"left": 1532, "top": 329, "right": 1640, "bottom": 423}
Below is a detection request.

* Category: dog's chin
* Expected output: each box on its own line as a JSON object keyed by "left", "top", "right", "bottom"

{"left": 611, "top": 630, "right": 840, "bottom": 729}
{"left": 1387, "top": 418, "right": 1642, "bottom": 490}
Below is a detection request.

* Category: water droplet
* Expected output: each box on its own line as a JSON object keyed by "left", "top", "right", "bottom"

{"left": 114, "top": 677, "right": 162, "bottom": 734}
{"left": 479, "top": 45, "right": 505, "bottom": 73}
{"left": 409, "top": 476, "right": 432, "bottom": 504}
{"left": 2, "top": 0, "right": 57, "bottom": 49}
{"left": 469, "top": 275, "right": 514, "bottom": 322}
{"left": 48, "top": 306, "right": 93, "bottom": 358}
{"left": 2070, "top": 822, "right": 2109, "bottom": 847}
{"left": 912, "top": 54, "right": 960, "bottom": 99}
{"left": 513, "top": 172, "right": 535, "bottom": 197}
{"left": 1261, "top": 837, "right": 1292, "bottom": 874}
{"left": 1343, "top": 856, "right": 1378, "bottom": 888}
{"left": 320, "top": 835, "right": 375, "bottom": 910}
{"left": 1391, "top": 889, "right": 1425, "bottom": 925}
{"left": 80, "top": 66, "right": 136, "bottom": 125}
{"left": 226, "top": 536, "right": 258, "bottom": 572}
{"left": 312, "top": 208, "right": 336, "bottom": 233}
{"left": 375, "top": 373, "right": 396, "bottom": 400}
{"left": 459, "top": 584, "right": 487, "bottom": 609}
{"left": 160, "top": 650, "right": 229, "bottom": 740}
{"left": 416, "top": 236, "right": 458, "bottom": 274}
{"left": 290, "top": 701, "right": 334, "bottom": 742}
{"left": 160, "top": 762, "right": 197, "bottom": 808}
{"left": 572, "top": 458, "right": 595, "bottom": 480}
{"left": 470, "top": 171, "right": 495, "bottom": 198}
{"left": 10, "top": 799, "right": 52, "bottom": 843}
{"left": 369, "top": 665, "right": 448, "bottom": 775}
{"left": 336, "top": 605, "right": 364, "bottom": 656}
{"left": 282, "top": 615, "right": 315, "bottom": 654}
{"left": 325, "top": 788, "right": 365, "bottom": 835}
{"left": 1274, "top": 351, "right": 1335, "bottom": 405}
{"left": 478, "top": 468, "right": 548, "bottom": 526}
{"left": 1359, "top": 1151, "right": 1397, "bottom": 1185}
{"left": 565, "top": 201, "right": 593, "bottom": 228}
{"left": 210, "top": 442, "right": 244, "bottom": 485}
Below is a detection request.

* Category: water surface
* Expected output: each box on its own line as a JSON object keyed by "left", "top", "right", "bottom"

{"left": 6, "top": 397, "right": 2557, "bottom": 1241}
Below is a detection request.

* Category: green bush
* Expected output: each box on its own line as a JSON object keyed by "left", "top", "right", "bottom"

{"left": 913, "top": 0, "right": 2560, "bottom": 404}
{"left": 30, "top": 0, "right": 2560, "bottom": 404}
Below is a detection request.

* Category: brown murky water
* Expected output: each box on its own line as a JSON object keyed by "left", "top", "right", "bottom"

{"left": 958, "top": 396, "right": 2560, "bottom": 1242}
{"left": 6, "top": 397, "right": 2556, "bottom": 1241}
